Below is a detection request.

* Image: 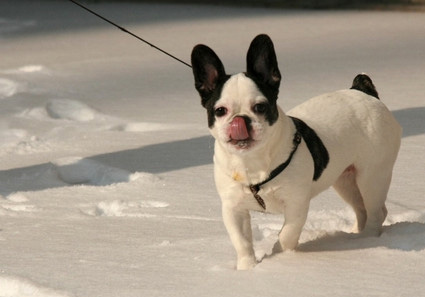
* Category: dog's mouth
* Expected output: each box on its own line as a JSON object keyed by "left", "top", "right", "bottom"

{"left": 228, "top": 138, "right": 254, "bottom": 149}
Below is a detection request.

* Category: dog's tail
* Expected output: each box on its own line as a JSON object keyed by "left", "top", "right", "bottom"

{"left": 350, "top": 73, "right": 379, "bottom": 100}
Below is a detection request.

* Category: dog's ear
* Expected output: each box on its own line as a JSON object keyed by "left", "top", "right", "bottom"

{"left": 246, "top": 34, "right": 281, "bottom": 99}
{"left": 191, "top": 44, "right": 226, "bottom": 107}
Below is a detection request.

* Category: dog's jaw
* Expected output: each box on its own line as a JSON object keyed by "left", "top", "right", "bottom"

{"left": 229, "top": 139, "right": 253, "bottom": 150}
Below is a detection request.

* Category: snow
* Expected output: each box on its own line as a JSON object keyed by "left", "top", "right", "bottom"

{"left": 45, "top": 99, "right": 96, "bottom": 122}
{"left": 1, "top": 0, "right": 424, "bottom": 296}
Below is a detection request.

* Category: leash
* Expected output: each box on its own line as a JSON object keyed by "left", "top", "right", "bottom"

{"left": 68, "top": 0, "right": 192, "bottom": 69}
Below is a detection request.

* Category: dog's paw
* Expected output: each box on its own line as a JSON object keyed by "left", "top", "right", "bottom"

{"left": 272, "top": 240, "right": 298, "bottom": 254}
{"left": 361, "top": 226, "right": 383, "bottom": 237}
{"left": 236, "top": 256, "right": 257, "bottom": 270}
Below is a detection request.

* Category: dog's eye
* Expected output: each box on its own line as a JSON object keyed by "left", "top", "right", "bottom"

{"left": 214, "top": 107, "right": 227, "bottom": 117}
{"left": 253, "top": 103, "right": 268, "bottom": 114}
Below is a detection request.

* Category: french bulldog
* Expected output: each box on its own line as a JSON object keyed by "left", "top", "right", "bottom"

{"left": 191, "top": 34, "right": 402, "bottom": 270}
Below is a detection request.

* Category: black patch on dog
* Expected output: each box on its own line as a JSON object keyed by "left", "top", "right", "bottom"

{"left": 191, "top": 44, "right": 230, "bottom": 127}
{"left": 351, "top": 74, "right": 379, "bottom": 99}
{"left": 238, "top": 72, "right": 279, "bottom": 126}
{"left": 290, "top": 117, "right": 329, "bottom": 181}
{"left": 203, "top": 77, "right": 230, "bottom": 128}
{"left": 246, "top": 34, "right": 281, "bottom": 125}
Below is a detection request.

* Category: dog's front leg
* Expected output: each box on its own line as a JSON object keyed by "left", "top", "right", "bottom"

{"left": 273, "top": 199, "right": 310, "bottom": 253}
{"left": 222, "top": 205, "right": 256, "bottom": 270}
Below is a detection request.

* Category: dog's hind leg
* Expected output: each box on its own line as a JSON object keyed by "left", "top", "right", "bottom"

{"left": 333, "top": 165, "right": 367, "bottom": 233}
{"left": 355, "top": 166, "right": 393, "bottom": 236}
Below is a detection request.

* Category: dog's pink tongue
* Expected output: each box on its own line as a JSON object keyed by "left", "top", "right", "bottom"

{"left": 230, "top": 117, "right": 249, "bottom": 140}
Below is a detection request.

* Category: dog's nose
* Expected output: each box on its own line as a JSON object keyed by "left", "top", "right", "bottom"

{"left": 230, "top": 116, "right": 250, "bottom": 140}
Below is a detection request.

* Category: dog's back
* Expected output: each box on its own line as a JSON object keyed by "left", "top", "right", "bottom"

{"left": 287, "top": 74, "right": 401, "bottom": 234}
{"left": 287, "top": 74, "right": 401, "bottom": 165}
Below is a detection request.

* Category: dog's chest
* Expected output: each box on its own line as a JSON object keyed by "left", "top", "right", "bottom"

{"left": 223, "top": 166, "right": 288, "bottom": 213}
{"left": 242, "top": 181, "right": 287, "bottom": 213}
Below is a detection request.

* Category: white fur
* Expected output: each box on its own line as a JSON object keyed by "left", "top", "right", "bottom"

{"left": 211, "top": 74, "right": 402, "bottom": 270}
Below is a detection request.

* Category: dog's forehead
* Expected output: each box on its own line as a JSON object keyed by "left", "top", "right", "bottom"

{"left": 216, "top": 73, "right": 264, "bottom": 107}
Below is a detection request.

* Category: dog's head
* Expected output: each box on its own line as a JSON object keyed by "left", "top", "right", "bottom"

{"left": 191, "top": 34, "right": 282, "bottom": 153}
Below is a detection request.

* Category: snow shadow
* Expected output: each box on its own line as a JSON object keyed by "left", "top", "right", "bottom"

{"left": 393, "top": 107, "right": 425, "bottom": 138}
{"left": 63, "top": 107, "right": 423, "bottom": 182}
{"left": 0, "top": 136, "right": 213, "bottom": 195}
{"left": 0, "top": 108, "right": 421, "bottom": 195}
{"left": 297, "top": 221, "right": 425, "bottom": 253}
{"left": 91, "top": 135, "right": 213, "bottom": 174}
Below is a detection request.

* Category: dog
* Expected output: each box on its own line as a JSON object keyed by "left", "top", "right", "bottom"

{"left": 191, "top": 34, "right": 402, "bottom": 270}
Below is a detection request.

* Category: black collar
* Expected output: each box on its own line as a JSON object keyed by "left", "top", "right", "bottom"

{"left": 249, "top": 122, "right": 302, "bottom": 210}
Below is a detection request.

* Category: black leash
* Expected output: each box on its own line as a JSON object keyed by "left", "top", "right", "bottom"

{"left": 68, "top": 0, "right": 192, "bottom": 69}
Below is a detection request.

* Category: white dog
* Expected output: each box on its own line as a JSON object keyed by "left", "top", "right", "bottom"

{"left": 191, "top": 34, "right": 402, "bottom": 270}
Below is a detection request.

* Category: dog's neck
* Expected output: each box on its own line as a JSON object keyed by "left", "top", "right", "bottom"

{"left": 215, "top": 108, "right": 296, "bottom": 186}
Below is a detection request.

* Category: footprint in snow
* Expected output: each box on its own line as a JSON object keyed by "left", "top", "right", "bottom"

{"left": 12, "top": 65, "right": 46, "bottom": 74}
{"left": 83, "top": 199, "right": 169, "bottom": 217}
{"left": 0, "top": 204, "right": 38, "bottom": 213}
{"left": 0, "top": 193, "right": 38, "bottom": 216}
{"left": 0, "top": 78, "right": 20, "bottom": 99}
{"left": 45, "top": 99, "right": 96, "bottom": 122}
{"left": 112, "top": 122, "right": 172, "bottom": 132}
{"left": 6, "top": 192, "right": 29, "bottom": 203}
{"left": 18, "top": 99, "right": 98, "bottom": 122}
{"left": 2, "top": 64, "right": 47, "bottom": 75}
{"left": 0, "top": 275, "right": 70, "bottom": 297}
{"left": 0, "top": 65, "right": 47, "bottom": 99}
{"left": 111, "top": 122, "right": 192, "bottom": 132}
{"left": 0, "top": 129, "right": 28, "bottom": 148}
{"left": 52, "top": 157, "right": 148, "bottom": 186}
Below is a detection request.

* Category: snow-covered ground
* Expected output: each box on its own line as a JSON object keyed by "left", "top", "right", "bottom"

{"left": 1, "top": 1, "right": 424, "bottom": 296}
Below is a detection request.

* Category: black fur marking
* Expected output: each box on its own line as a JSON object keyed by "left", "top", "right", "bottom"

{"left": 238, "top": 73, "right": 278, "bottom": 126}
{"left": 203, "top": 77, "right": 230, "bottom": 128}
{"left": 290, "top": 117, "right": 329, "bottom": 181}
{"left": 246, "top": 34, "right": 281, "bottom": 125}
{"left": 191, "top": 44, "right": 230, "bottom": 127}
{"left": 350, "top": 74, "right": 379, "bottom": 99}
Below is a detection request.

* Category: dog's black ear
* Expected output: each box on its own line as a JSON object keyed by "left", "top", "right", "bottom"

{"left": 246, "top": 34, "right": 281, "bottom": 99}
{"left": 191, "top": 44, "right": 226, "bottom": 107}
